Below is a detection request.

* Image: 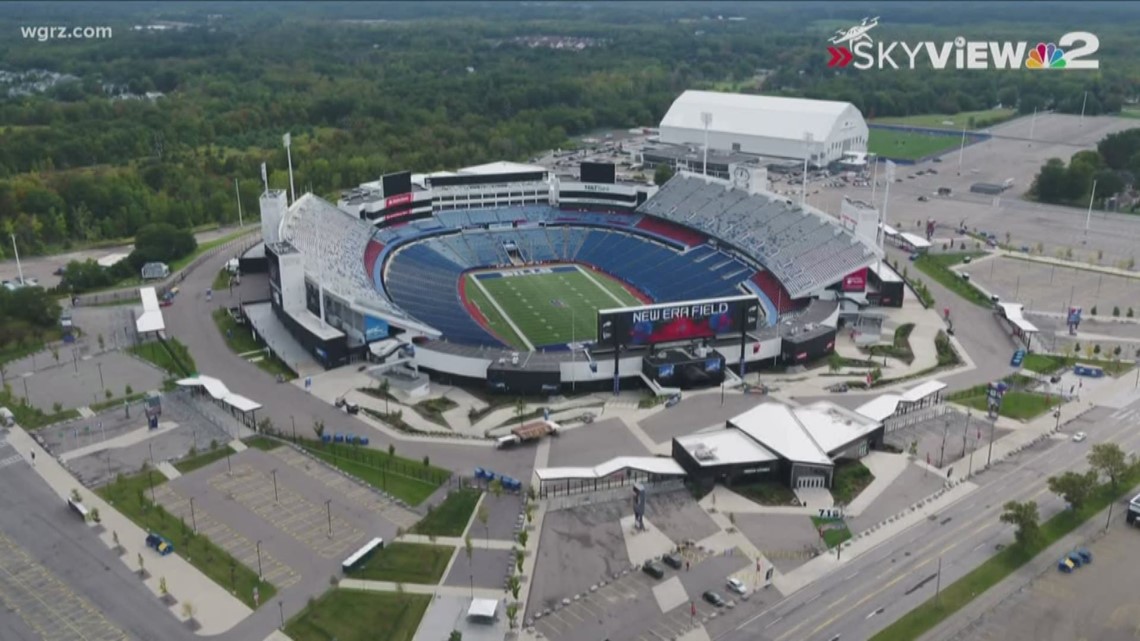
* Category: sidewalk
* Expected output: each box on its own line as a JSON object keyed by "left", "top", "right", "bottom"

{"left": 398, "top": 533, "right": 516, "bottom": 551}
{"left": 7, "top": 426, "right": 252, "bottom": 635}
{"left": 339, "top": 578, "right": 504, "bottom": 600}
{"left": 59, "top": 420, "right": 179, "bottom": 463}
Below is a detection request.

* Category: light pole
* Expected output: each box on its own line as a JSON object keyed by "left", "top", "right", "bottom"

{"left": 148, "top": 441, "right": 155, "bottom": 466}
{"left": 939, "top": 419, "right": 949, "bottom": 468}
{"left": 801, "top": 132, "right": 814, "bottom": 207}
{"left": 986, "top": 415, "right": 996, "bottom": 466}
{"left": 10, "top": 234, "right": 25, "bottom": 286}
{"left": 291, "top": 415, "right": 296, "bottom": 442}
{"left": 326, "top": 499, "right": 333, "bottom": 538}
{"left": 278, "top": 600, "right": 285, "bottom": 629}
{"left": 189, "top": 497, "right": 197, "bottom": 533}
{"left": 1080, "top": 90, "right": 1088, "bottom": 126}
{"left": 256, "top": 539, "right": 263, "bottom": 581}
{"left": 700, "top": 112, "right": 713, "bottom": 176}
{"left": 961, "top": 411, "right": 970, "bottom": 460}
{"left": 1085, "top": 179, "right": 1097, "bottom": 240}
{"left": 271, "top": 469, "right": 279, "bottom": 503}
{"left": 97, "top": 362, "right": 104, "bottom": 390}
{"left": 957, "top": 126, "right": 966, "bottom": 173}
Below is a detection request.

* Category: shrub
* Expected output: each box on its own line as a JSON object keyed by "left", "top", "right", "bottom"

{"left": 1094, "top": 344, "right": 1101, "bottom": 355}
{"left": 1091, "top": 306, "right": 1098, "bottom": 315}
{"left": 1113, "top": 306, "right": 1120, "bottom": 317}
{"left": 1129, "top": 308, "right": 1135, "bottom": 318}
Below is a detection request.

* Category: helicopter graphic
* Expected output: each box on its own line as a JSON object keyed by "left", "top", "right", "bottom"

{"left": 829, "top": 17, "right": 880, "bottom": 46}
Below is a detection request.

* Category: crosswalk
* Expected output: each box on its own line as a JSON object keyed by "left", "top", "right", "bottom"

{"left": 1109, "top": 407, "right": 1138, "bottom": 422}
{"left": 0, "top": 434, "right": 23, "bottom": 471}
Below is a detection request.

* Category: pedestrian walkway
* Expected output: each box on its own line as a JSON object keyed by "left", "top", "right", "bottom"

{"left": 77, "top": 406, "right": 95, "bottom": 419}
{"left": 398, "top": 533, "right": 516, "bottom": 550}
{"left": 697, "top": 486, "right": 815, "bottom": 516}
{"left": 846, "top": 451, "right": 911, "bottom": 517}
{"left": 59, "top": 420, "right": 178, "bottom": 463}
{"left": 338, "top": 578, "right": 504, "bottom": 600}
{"left": 156, "top": 461, "right": 181, "bottom": 480}
{"left": 5, "top": 426, "right": 252, "bottom": 634}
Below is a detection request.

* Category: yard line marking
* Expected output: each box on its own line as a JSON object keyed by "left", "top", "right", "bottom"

{"left": 573, "top": 264, "right": 628, "bottom": 306}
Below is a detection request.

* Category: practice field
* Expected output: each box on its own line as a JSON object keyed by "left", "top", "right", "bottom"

{"left": 867, "top": 128, "right": 960, "bottom": 161}
{"left": 464, "top": 264, "right": 642, "bottom": 350}
{"left": 872, "top": 108, "right": 1016, "bottom": 129}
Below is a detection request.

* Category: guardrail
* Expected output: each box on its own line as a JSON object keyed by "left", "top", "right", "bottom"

{"left": 71, "top": 229, "right": 260, "bottom": 307}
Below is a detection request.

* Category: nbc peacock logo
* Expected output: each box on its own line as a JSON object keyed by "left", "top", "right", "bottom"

{"left": 1026, "top": 42, "right": 1067, "bottom": 69}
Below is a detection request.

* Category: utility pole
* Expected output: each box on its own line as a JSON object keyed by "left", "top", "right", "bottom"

{"left": 235, "top": 178, "right": 244, "bottom": 227}
{"left": 325, "top": 499, "right": 333, "bottom": 538}
{"left": 189, "top": 497, "right": 197, "bottom": 532}
{"left": 271, "top": 469, "right": 279, "bottom": 503}
{"left": 1080, "top": 91, "right": 1088, "bottom": 126}
{"left": 987, "top": 415, "right": 996, "bottom": 466}
{"left": 10, "top": 234, "right": 25, "bottom": 285}
{"left": 939, "top": 419, "right": 949, "bottom": 468}
{"left": 256, "top": 540, "right": 263, "bottom": 581}
{"left": 1085, "top": 179, "right": 1097, "bottom": 239}
{"left": 935, "top": 557, "right": 943, "bottom": 604}
{"left": 283, "top": 133, "right": 296, "bottom": 204}
{"left": 957, "top": 126, "right": 967, "bottom": 173}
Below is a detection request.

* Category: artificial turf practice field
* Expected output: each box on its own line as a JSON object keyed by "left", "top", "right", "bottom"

{"left": 464, "top": 263, "right": 641, "bottom": 350}
{"left": 867, "top": 128, "right": 961, "bottom": 161}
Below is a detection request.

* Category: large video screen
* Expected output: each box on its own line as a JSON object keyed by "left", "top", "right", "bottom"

{"left": 597, "top": 295, "right": 760, "bottom": 347}
{"left": 381, "top": 171, "right": 412, "bottom": 197}
{"left": 580, "top": 161, "right": 616, "bottom": 184}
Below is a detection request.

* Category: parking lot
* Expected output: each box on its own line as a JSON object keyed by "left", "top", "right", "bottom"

{"left": 944, "top": 524, "right": 1140, "bottom": 641}
{"left": 527, "top": 490, "right": 720, "bottom": 621}
{"left": 970, "top": 255, "right": 1140, "bottom": 315}
{"left": 444, "top": 547, "right": 514, "bottom": 590}
{"left": 845, "top": 462, "right": 953, "bottom": 536}
{"left": 13, "top": 349, "right": 165, "bottom": 412}
{"left": 530, "top": 545, "right": 758, "bottom": 641}
{"left": 734, "top": 513, "right": 822, "bottom": 574}
{"left": 0, "top": 531, "right": 130, "bottom": 641}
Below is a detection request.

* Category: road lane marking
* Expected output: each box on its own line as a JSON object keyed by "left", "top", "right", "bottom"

{"left": 721, "top": 418, "right": 1140, "bottom": 640}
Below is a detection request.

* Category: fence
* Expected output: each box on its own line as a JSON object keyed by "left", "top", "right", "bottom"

{"left": 72, "top": 229, "right": 260, "bottom": 307}
{"left": 883, "top": 403, "right": 951, "bottom": 433}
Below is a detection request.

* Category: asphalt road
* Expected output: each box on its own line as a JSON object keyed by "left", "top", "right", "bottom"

{"left": 164, "top": 246, "right": 537, "bottom": 482}
{"left": 0, "top": 449, "right": 197, "bottom": 641}
{"left": 716, "top": 395, "right": 1140, "bottom": 641}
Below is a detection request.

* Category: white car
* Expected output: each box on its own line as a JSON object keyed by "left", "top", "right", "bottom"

{"left": 726, "top": 578, "right": 747, "bottom": 595}
{"left": 1072, "top": 432, "right": 1087, "bottom": 443}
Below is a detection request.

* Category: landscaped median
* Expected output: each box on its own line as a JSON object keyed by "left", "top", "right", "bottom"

{"left": 97, "top": 466, "right": 274, "bottom": 609}
{"left": 912, "top": 252, "right": 992, "bottom": 307}
{"left": 410, "top": 487, "right": 481, "bottom": 537}
{"left": 344, "top": 541, "right": 454, "bottom": 583}
{"left": 1022, "top": 352, "right": 1134, "bottom": 377}
{"left": 869, "top": 470, "right": 1140, "bottom": 641}
{"left": 294, "top": 437, "right": 450, "bottom": 506}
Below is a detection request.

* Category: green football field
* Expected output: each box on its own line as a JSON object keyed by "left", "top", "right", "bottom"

{"left": 463, "top": 264, "right": 642, "bottom": 350}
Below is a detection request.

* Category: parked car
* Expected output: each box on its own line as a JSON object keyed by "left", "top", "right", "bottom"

{"left": 917, "top": 195, "right": 929, "bottom": 202}
{"left": 662, "top": 553, "right": 683, "bottom": 570}
{"left": 145, "top": 533, "right": 174, "bottom": 556}
{"left": 726, "top": 578, "right": 748, "bottom": 595}
{"left": 642, "top": 561, "right": 665, "bottom": 579}
{"left": 1072, "top": 431, "right": 1087, "bottom": 442}
{"left": 703, "top": 591, "right": 726, "bottom": 607}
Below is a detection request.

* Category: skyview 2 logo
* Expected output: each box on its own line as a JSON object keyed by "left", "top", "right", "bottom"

{"left": 825, "top": 18, "right": 1100, "bottom": 70}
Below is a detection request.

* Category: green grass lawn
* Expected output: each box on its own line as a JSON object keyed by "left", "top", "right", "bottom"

{"left": 1023, "top": 352, "right": 1134, "bottom": 377}
{"left": 0, "top": 390, "right": 80, "bottom": 429}
{"left": 831, "top": 461, "right": 875, "bottom": 506}
{"left": 872, "top": 108, "right": 1017, "bottom": 129}
{"left": 466, "top": 265, "right": 640, "bottom": 349}
{"left": 129, "top": 338, "right": 196, "bottom": 376}
{"left": 410, "top": 397, "right": 457, "bottom": 428}
{"left": 296, "top": 440, "right": 448, "bottom": 506}
{"left": 733, "top": 482, "right": 798, "bottom": 506}
{"left": 866, "top": 323, "right": 915, "bottom": 364}
{"left": 345, "top": 542, "right": 454, "bottom": 583}
{"left": 810, "top": 516, "right": 852, "bottom": 549}
{"left": 285, "top": 589, "right": 430, "bottom": 641}
{"left": 212, "top": 308, "right": 298, "bottom": 381}
{"left": 211, "top": 269, "right": 234, "bottom": 292}
{"left": 173, "top": 445, "right": 236, "bottom": 474}
{"left": 868, "top": 129, "right": 960, "bottom": 161}
{"left": 913, "top": 252, "right": 992, "bottom": 308}
{"left": 89, "top": 391, "right": 147, "bottom": 413}
{"left": 871, "top": 471, "right": 1140, "bottom": 641}
{"left": 96, "top": 469, "right": 272, "bottom": 609}
{"left": 949, "top": 390, "right": 1056, "bottom": 420}
{"left": 244, "top": 436, "right": 284, "bottom": 451}
{"left": 0, "top": 329, "right": 63, "bottom": 366}
{"left": 411, "top": 488, "right": 482, "bottom": 537}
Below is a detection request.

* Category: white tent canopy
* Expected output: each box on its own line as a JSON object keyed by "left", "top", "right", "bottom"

{"left": 467, "top": 598, "right": 499, "bottom": 621}
{"left": 135, "top": 287, "right": 166, "bottom": 334}
{"left": 176, "top": 375, "right": 261, "bottom": 413}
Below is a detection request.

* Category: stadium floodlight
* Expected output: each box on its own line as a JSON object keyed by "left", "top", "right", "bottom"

{"left": 10, "top": 234, "right": 24, "bottom": 286}
{"left": 801, "top": 132, "right": 814, "bottom": 206}
{"left": 700, "top": 112, "right": 713, "bottom": 177}
{"left": 260, "top": 162, "right": 269, "bottom": 194}
{"left": 235, "top": 178, "right": 243, "bottom": 228}
{"left": 283, "top": 132, "right": 296, "bottom": 204}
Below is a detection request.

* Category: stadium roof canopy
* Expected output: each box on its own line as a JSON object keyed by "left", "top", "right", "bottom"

{"left": 535, "top": 456, "right": 686, "bottom": 481}
{"left": 459, "top": 161, "right": 547, "bottom": 176}
{"left": 660, "top": 90, "right": 859, "bottom": 143}
{"left": 728, "top": 401, "right": 881, "bottom": 466}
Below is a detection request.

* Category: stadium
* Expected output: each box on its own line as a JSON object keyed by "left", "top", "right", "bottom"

{"left": 247, "top": 94, "right": 885, "bottom": 395}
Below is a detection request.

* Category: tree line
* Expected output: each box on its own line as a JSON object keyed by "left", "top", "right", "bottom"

{"left": 0, "top": 9, "right": 1137, "bottom": 259}
{"left": 1030, "top": 128, "right": 1140, "bottom": 209}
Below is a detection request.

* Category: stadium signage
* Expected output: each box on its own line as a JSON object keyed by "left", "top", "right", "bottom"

{"left": 385, "top": 192, "right": 413, "bottom": 208}
{"left": 581, "top": 183, "right": 613, "bottom": 193}
{"left": 826, "top": 18, "right": 1099, "bottom": 70}
{"left": 632, "top": 302, "right": 729, "bottom": 324}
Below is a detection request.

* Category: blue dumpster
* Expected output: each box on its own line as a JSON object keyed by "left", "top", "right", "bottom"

{"left": 359, "top": 436, "right": 370, "bottom": 446}
{"left": 334, "top": 433, "right": 345, "bottom": 443}
{"left": 321, "top": 434, "right": 332, "bottom": 443}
